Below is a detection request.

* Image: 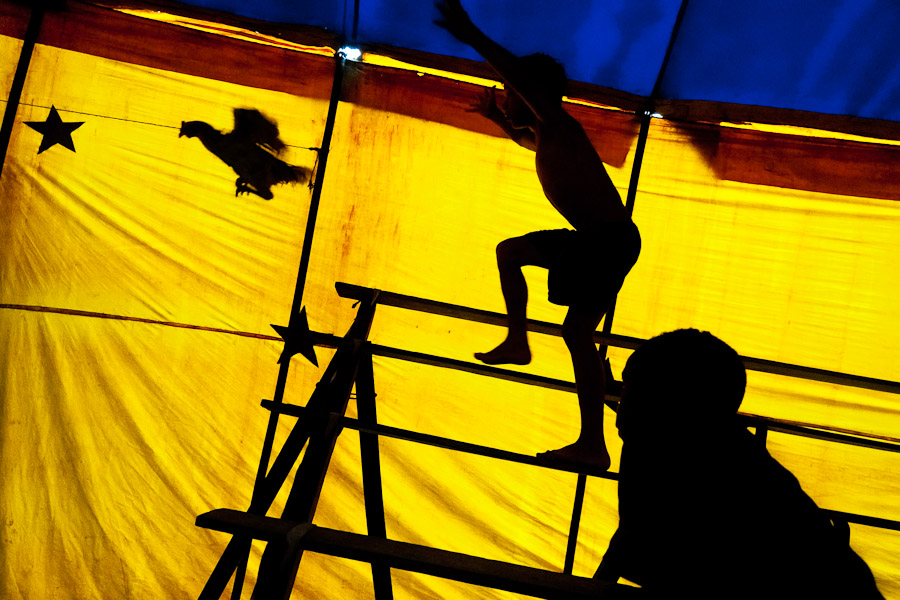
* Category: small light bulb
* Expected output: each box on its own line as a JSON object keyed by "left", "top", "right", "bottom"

{"left": 338, "top": 47, "right": 362, "bottom": 61}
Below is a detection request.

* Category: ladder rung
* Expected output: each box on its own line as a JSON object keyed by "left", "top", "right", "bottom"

{"left": 195, "top": 510, "right": 639, "bottom": 599}
{"left": 334, "top": 281, "right": 900, "bottom": 395}
{"left": 259, "top": 400, "right": 620, "bottom": 479}
{"left": 196, "top": 508, "right": 310, "bottom": 543}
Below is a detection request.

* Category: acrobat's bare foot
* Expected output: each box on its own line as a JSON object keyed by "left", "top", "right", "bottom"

{"left": 474, "top": 339, "right": 531, "bottom": 365}
{"left": 537, "top": 442, "right": 611, "bottom": 472}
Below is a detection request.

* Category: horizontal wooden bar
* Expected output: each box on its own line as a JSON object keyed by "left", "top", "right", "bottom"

{"left": 259, "top": 401, "right": 619, "bottom": 480}
{"left": 197, "top": 509, "right": 309, "bottom": 543}
{"left": 740, "top": 356, "right": 900, "bottom": 395}
{"left": 260, "top": 401, "right": 900, "bottom": 532}
{"left": 370, "top": 342, "right": 577, "bottom": 393}
{"left": 335, "top": 282, "right": 639, "bottom": 349}
{"left": 195, "top": 510, "right": 638, "bottom": 599}
{"left": 824, "top": 510, "right": 900, "bottom": 533}
{"left": 294, "top": 334, "right": 585, "bottom": 394}
{"left": 305, "top": 325, "right": 616, "bottom": 400}
{"left": 303, "top": 525, "right": 638, "bottom": 599}
{"left": 334, "top": 282, "right": 900, "bottom": 395}
{"left": 367, "top": 341, "right": 628, "bottom": 406}
{"left": 303, "top": 329, "right": 900, "bottom": 454}
{"left": 745, "top": 416, "right": 900, "bottom": 454}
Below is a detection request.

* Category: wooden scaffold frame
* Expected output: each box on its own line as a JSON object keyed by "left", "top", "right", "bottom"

{"left": 194, "top": 282, "right": 900, "bottom": 600}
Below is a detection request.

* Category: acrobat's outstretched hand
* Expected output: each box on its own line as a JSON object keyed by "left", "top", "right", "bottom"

{"left": 434, "top": 0, "right": 477, "bottom": 44}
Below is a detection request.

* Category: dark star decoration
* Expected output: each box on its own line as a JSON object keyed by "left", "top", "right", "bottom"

{"left": 24, "top": 105, "right": 84, "bottom": 154}
{"left": 271, "top": 306, "right": 318, "bottom": 367}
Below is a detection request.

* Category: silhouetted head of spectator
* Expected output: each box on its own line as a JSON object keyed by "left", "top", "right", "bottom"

{"left": 617, "top": 329, "right": 746, "bottom": 440}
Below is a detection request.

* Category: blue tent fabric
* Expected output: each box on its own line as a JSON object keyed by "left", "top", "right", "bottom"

{"left": 660, "top": 0, "right": 900, "bottom": 122}
{"left": 3, "top": 2, "right": 900, "bottom": 599}
{"left": 356, "top": 0, "right": 683, "bottom": 98}
{"left": 179, "top": 0, "right": 900, "bottom": 124}
{"left": 183, "top": 0, "right": 351, "bottom": 32}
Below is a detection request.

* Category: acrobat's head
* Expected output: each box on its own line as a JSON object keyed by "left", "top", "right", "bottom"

{"left": 616, "top": 329, "right": 746, "bottom": 440}
{"left": 518, "top": 53, "right": 567, "bottom": 101}
{"left": 502, "top": 53, "right": 568, "bottom": 128}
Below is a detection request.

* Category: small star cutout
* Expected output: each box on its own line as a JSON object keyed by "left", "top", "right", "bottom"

{"left": 24, "top": 106, "right": 84, "bottom": 154}
{"left": 271, "top": 307, "right": 318, "bottom": 367}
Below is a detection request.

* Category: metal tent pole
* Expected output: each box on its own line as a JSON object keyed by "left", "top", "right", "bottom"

{"left": 0, "top": 4, "right": 44, "bottom": 177}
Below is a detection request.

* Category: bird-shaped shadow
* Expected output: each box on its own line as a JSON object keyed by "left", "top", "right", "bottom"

{"left": 179, "top": 108, "right": 312, "bottom": 200}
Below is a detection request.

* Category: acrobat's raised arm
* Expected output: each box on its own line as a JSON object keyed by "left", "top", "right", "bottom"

{"left": 435, "top": 0, "right": 563, "bottom": 125}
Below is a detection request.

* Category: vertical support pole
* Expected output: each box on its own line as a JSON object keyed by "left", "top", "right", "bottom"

{"left": 351, "top": 0, "right": 361, "bottom": 41}
{"left": 587, "top": 116, "right": 653, "bottom": 582}
{"left": 250, "top": 295, "right": 380, "bottom": 599}
{"left": 831, "top": 517, "right": 851, "bottom": 545}
{"left": 623, "top": 110, "right": 653, "bottom": 217}
{"left": 251, "top": 357, "right": 355, "bottom": 600}
{"left": 598, "top": 108, "right": 653, "bottom": 349}
{"left": 0, "top": 4, "right": 44, "bottom": 177}
{"left": 230, "top": 538, "right": 250, "bottom": 600}
{"left": 252, "top": 49, "right": 347, "bottom": 502}
{"left": 254, "top": 405, "right": 352, "bottom": 598}
{"left": 281, "top": 351, "right": 360, "bottom": 520}
{"left": 198, "top": 51, "right": 347, "bottom": 599}
{"left": 754, "top": 424, "right": 769, "bottom": 449}
{"left": 563, "top": 473, "right": 588, "bottom": 574}
{"left": 356, "top": 345, "right": 393, "bottom": 598}
{"left": 599, "top": 0, "right": 689, "bottom": 347}
{"left": 198, "top": 536, "right": 252, "bottom": 600}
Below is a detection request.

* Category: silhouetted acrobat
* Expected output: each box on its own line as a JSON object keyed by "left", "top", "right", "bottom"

{"left": 594, "top": 329, "right": 885, "bottom": 599}
{"left": 436, "top": 0, "right": 640, "bottom": 470}
{"left": 179, "top": 108, "right": 311, "bottom": 200}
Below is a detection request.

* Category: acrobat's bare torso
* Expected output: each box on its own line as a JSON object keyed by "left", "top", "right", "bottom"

{"left": 533, "top": 110, "right": 628, "bottom": 230}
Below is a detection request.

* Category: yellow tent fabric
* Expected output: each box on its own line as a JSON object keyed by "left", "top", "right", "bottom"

{"left": 2, "top": 2, "right": 899, "bottom": 598}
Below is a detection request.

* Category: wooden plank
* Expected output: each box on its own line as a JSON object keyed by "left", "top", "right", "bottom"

{"left": 195, "top": 510, "right": 639, "bottom": 599}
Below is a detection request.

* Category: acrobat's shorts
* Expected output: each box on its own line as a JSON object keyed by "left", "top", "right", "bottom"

{"left": 522, "top": 220, "right": 641, "bottom": 311}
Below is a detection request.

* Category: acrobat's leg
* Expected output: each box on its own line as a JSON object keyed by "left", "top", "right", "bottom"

{"left": 475, "top": 235, "right": 551, "bottom": 366}
{"left": 538, "top": 305, "right": 610, "bottom": 470}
